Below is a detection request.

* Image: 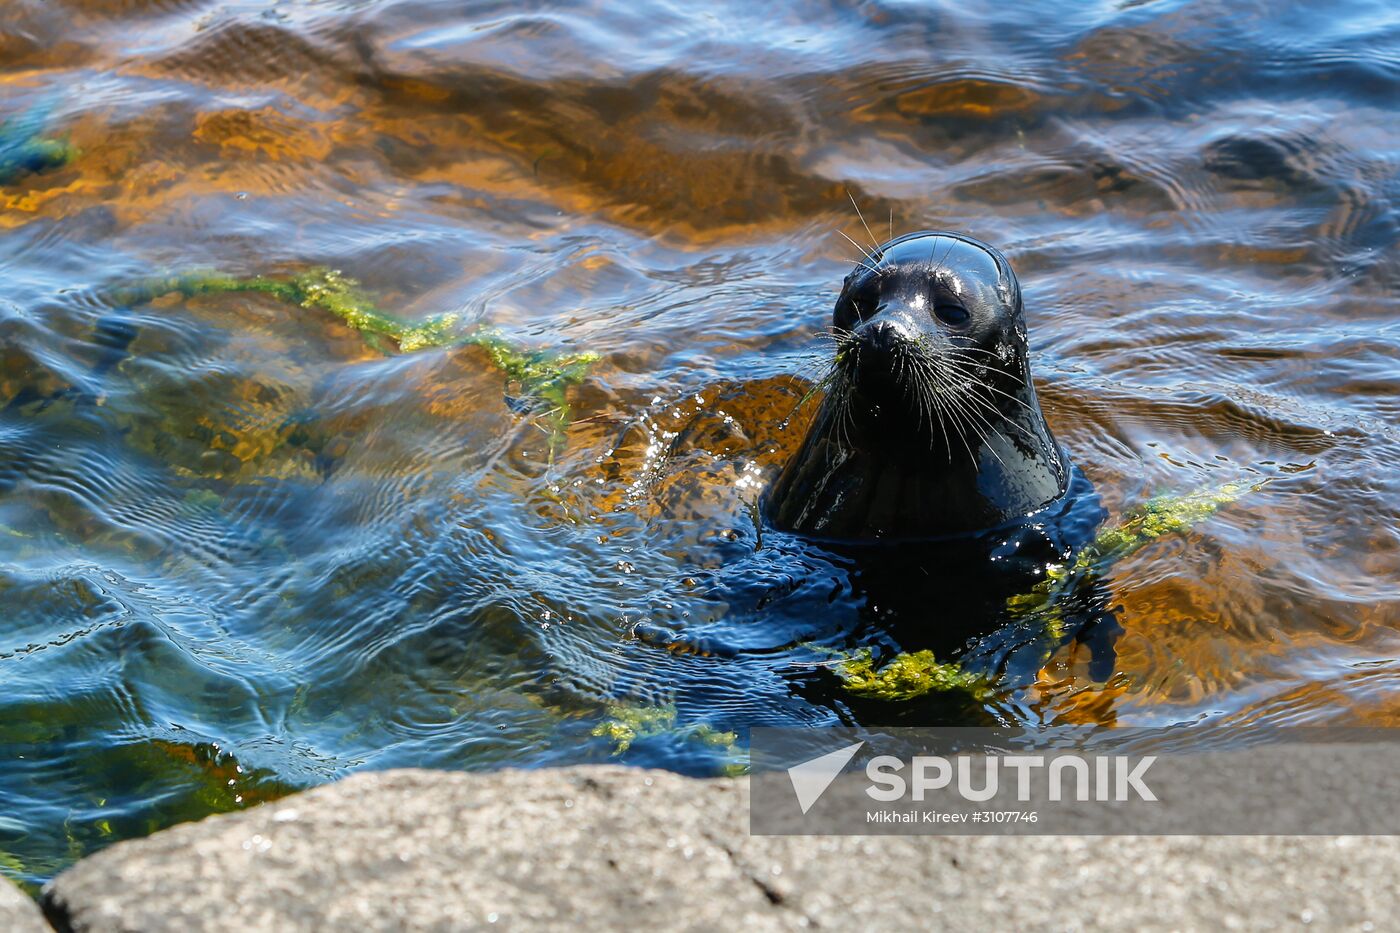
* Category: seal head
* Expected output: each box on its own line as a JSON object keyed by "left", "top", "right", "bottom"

{"left": 763, "top": 231, "right": 1068, "bottom": 540}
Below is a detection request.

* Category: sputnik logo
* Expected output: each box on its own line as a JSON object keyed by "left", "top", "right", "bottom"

{"left": 787, "top": 741, "right": 865, "bottom": 814}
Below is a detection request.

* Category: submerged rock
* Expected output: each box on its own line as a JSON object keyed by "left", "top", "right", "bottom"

{"left": 0, "top": 100, "right": 77, "bottom": 185}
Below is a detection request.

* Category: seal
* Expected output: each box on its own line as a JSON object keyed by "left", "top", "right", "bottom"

{"left": 763, "top": 231, "right": 1069, "bottom": 540}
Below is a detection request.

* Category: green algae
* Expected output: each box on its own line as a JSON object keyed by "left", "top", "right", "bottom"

{"left": 1006, "top": 479, "right": 1266, "bottom": 622}
{"left": 821, "top": 479, "right": 1266, "bottom": 703}
{"left": 463, "top": 329, "right": 600, "bottom": 444}
{"left": 0, "top": 848, "right": 33, "bottom": 897}
{"left": 590, "top": 702, "right": 741, "bottom": 769}
{"left": 111, "top": 269, "right": 601, "bottom": 442}
{"left": 837, "top": 648, "right": 994, "bottom": 702}
{"left": 591, "top": 703, "right": 677, "bottom": 755}
{"left": 796, "top": 643, "right": 992, "bottom": 703}
{"left": 179, "top": 488, "right": 223, "bottom": 515}
{"left": 112, "top": 269, "right": 407, "bottom": 344}
{"left": 987, "top": 478, "right": 1268, "bottom": 681}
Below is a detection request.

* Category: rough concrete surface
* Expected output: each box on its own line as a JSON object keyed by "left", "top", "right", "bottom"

{"left": 41, "top": 766, "right": 1400, "bottom": 932}
{"left": 1, "top": 875, "right": 47, "bottom": 933}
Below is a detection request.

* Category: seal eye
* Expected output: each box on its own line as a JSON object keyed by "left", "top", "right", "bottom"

{"left": 934, "top": 304, "right": 970, "bottom": 327}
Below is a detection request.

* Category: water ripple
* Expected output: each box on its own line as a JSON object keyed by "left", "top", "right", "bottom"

{"left": 2, "top": 0, "right": 1399, "bottom": 888}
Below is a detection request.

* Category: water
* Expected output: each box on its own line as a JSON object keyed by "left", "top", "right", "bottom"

{"left": 2, "top": 0, "right": 1399, "bottom": 888}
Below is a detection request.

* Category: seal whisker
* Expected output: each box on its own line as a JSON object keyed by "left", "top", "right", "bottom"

{"left": 908, "top": 356, "right": 944, "bottom": 456}
{"left": 945, "top": 390, "right": 1013, "bottom": 470}
{"left": 836, "top": 231, "right": 881, "bottom": 271}
{"left": 835, "top": 348, "right": 858, "bottom": 453}
{"left": 784, "top": 369, "right": 823, "bottom": 417}
{"left": 847, "top": 189, "right": 882, "bottom": 255}
{"left": 938, "top": 348, "right": 1033, "bottom": 400}
{"left": 792, "top": 357, "right": 836, "bottom": 382}
{"left": 814, "top": 328, "right": 859, "bottom": 350}
{"left": 931, "top": 359, "right": 1040, "bottom": 455}
{"left": 938, "top": 389, "right": 983, "bottom": 468}
{"left": 943, "top": 339, "right": 1000, "bottom": 353}
{"left": 952, "top": 400, "right": 996, "bottom": 462}
{"left": 840, "top": 392, "right": 857, "bottom": 453}
{"left": 941, "top": 378, "right": 1008, "bottom": 470}
{"left": 942, "top": 356, "right": 1039, "bottom": 416}
{"left": 942, "top": 377, "right": 1035, "bottom": 432}
{"left": 932, "top": 355, "right": 1039, "bottom": 439}
{"left": 916, "top": 358, "right": 939, "bottom": 438}
{"left": 911, "top": 355, "right": 953, "bottom": 462}
{"left": 949, "top": 390, "right": 1039, "bottom": 444}
{"left": 943, "top": 344, "right": 1006, "bottom": 360}
{"left": 929, "top": 236, "right": 957, "bottom": 278}
{"left": 910, "top": 353, "right": 977, "bottom": 466}
{"left": 896, "top": 344, "right": 914, "bottom": 398}
{"left": 843, "top": 258, "right": 881, "bottom": 276}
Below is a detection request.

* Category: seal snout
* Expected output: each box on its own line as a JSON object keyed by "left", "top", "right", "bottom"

{"left": 856, "top": 316, "right": 913, "bottom": 355}
{"left": 846, "top": 314, "right": 919, "bottom": 392}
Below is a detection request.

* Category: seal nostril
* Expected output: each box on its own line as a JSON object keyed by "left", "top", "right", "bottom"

{"left": 858, "top": 319, "right": 905, "bottom": 354}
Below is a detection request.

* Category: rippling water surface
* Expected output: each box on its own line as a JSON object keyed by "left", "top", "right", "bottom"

{"left": 2, "top": 0, "right": 1399, "bottom": 887}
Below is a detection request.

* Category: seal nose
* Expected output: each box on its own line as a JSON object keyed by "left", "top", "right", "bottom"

{"left": 856, "top": 317, "right": 912, "bottom": 356}
{"left": 848, "top": 316, "right": 916, "bottom": 396}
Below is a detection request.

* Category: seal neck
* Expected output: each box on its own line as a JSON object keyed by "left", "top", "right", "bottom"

{"left": 763, "top": 380, "right": 1068, "bottom": 540}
